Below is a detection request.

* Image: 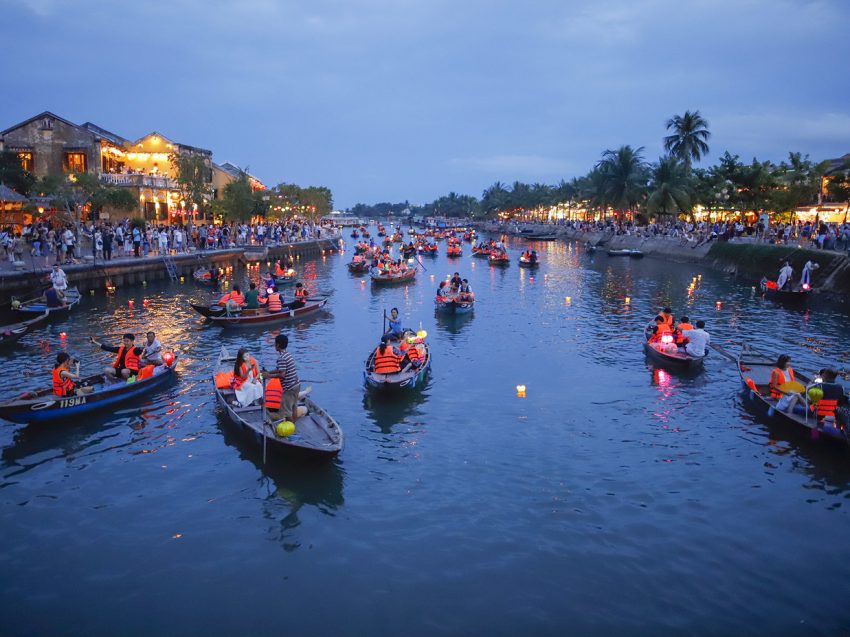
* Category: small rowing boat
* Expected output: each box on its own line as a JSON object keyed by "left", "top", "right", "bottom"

{"left": 193, "top": 267, "right": 220, "bottom": 286}
{"left": 364, "top": 337, "right": 431, "bottom": 391}
{"left": 194, "top": 298, "right": 328, "bottom": 328}
{"left": 472, "top": 247, "right": 491, "bottom": 258}
{"left": 0, "top": 354, "right": 178, "bottom": 424}
{"left": 347, "top": 260, "right": 370, "bottom": 274}
{"left": 447, "top": 245, "right": 462, "bottom": 257}
{"left": 642, "top": 324, "right": 705, "bottom": 371}
{"left": 488, "top": 253, "right": 510, "bottom": 266}
{"left": 370, "top": 267, "right": 416, "bottom": 285}
{"left": 760, "top": 277, "right": 811, "bottom": 305}
{"left": 435, "top": 293, "right": 474, "bottom": 314}
{"left": 518, "top": 255, "right": 539, "bottom": 268}
{"left": 607, "top": 249, "right": 644, "bottom": 258}
{"left": 0, "top": 311, "right": 49, "bottom": 349}
{"left": 738, "top": 346, "right": 849, "bottom": 446}
{"left": 215, "top": 347, "right": 342, "bottom": 458}
{"left": 273, "top": 271, "right": 298, "bottom": 286}
{"left": 15, "top": 287, "right": 81, "bottom": 316}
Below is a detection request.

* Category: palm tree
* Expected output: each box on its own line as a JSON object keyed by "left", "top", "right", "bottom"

{"left": 664, "top": 110, "right": 711, "bottom": 169}
{"left": 481, "top": 181, "right": 509, "bottom": 217}
{"left": 647, "top": 156, "right": 693, "bottom": 218}
{"left": 597, "top": 145, "right": 649, "bottom": 213}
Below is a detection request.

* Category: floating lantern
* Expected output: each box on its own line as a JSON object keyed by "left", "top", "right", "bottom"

{"left": 143, "top": 299, "right": 149, "bottom": 308}
{"left": 544, "top": 274, "right": 548, "bottom": 281}
{"left": 180, "top": 276, "right": 185, "bottom": 283}
{"left": 89, "top": 289, "right": 95, "bottom": 296}
{"left": 128, "top": 300, "right": 135, "bottom": 308}
{"left": 516, "top": 384, "right": 527, "bottom": 398}
{"left": 416, "top": 329, "right": 427, "bottom": 339}
{"left": 565, "top": 296, "right": 571, "bottom": 304}
{"left": 715, "top": 301, "right": 722, "bottom": 310}
{"left": 625, "top": 297, "right": 631, "bottom": 304}
{"left": 142, "top": 280, "right": 147, "bottom": 287}
{"left": 697, "top": 274, "right": 702, "bottom": 280}
{"left": 162, "top": 352, "right": 175, "bottom": 367}
{"left": 59, "top": 332, "right": 67, "bottom": 340}
{"left": 529, "top": 276, "right": 534, "bottom": 283}
{"left": 802, "top": 283, "right": 810, "bottom": 291}
{"left": 360, "top": 280, "right": 365, "bottom": 285}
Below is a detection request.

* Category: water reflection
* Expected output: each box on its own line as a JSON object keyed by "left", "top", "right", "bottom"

{"left": 362, "top": 387, "right": 430, "bottom": 435}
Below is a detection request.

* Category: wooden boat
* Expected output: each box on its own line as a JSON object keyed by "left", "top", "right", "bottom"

{"left": 401, "top": 245, "right": 417, "bottom": 257}
{"left": 215, "top": 347, "right": 342, "bottom": 458}
{"left": 435, "top": 293, "right": 474, "bottom": 314}
{"left": 273, "top": 270, "right": 298, "bottom": 286}
{"left": 370, "top": 267, "right": 416, "bottom": 285}
{"left": 525, "top": 234, "right": 557, "bottom": 241}
{"left": 607, "top": 249, "right": 644, "bottom": 258}
{"left": 488, "top": 253, "right": 510, "bottom": 266}
{"left": 737, "top": 346, "right": 849, "bottom": 445}
{"left": 518, "top": 255, "right": 539, "bottom": 268}
{"left": 364, "top": 338, "right": 431, "bottom": 391}
{"left": 447, "top": 246, "right": 462, "bottom": 257}
{"left": 642, "top": 334, "right": 705, "bottom": 371}
{"left": 472, "top": 247, "right": 491, "bottom": 258}
{"left": 198, "top": 297, "right": 328, "bottom": 328}
{"left": 350, "top": 231, "right": 360, "bottom": 238}
{"left": 347, "top": 260, "right": 371, "bottom": 274}
{"left": 15, "top": 287, "right": 81, "bottom": 316}
{"left": 418, "top": 244, "right": 438, "bottom": 256}
{"left": 0, "top": 354, "right": 179, "bottom": 424}
{"left": 0, "top": 311, "right": 49, "bottom": 349}
{"left": 192, "top": 267, "right": 220, "bottom": 286}
{"left": 760, "top": 277, "right": 811, "bottom": 304}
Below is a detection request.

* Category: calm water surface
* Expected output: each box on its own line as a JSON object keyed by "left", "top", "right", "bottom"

{"left": 1, "top": 229, "right": 849, "bottom": 636}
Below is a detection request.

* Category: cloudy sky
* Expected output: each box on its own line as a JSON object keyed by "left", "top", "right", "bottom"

{"left": 3, "top": 0, "right": 849, "bottom": 208}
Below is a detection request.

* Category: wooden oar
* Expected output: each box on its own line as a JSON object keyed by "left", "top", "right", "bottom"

{"left": 709, "top": 343, "right": 738, "bottom": 363}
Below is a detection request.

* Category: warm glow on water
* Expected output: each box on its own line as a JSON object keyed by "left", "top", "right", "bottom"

{"left": 1, "top": 225, "right": 849, "bottom": 635}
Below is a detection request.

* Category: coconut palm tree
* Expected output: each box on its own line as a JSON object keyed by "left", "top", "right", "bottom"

{"left": 647, "top": 156, "right": 693, "bottom": 218}
{"left": 664, "top": 110, "right": 711, "bottom": 169}
{"left": 597, "top": 145, "right": 649, "bottom": 213}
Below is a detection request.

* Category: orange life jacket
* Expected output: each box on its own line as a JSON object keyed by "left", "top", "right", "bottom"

{"left": 267, "top": 292, "right": 282, "bottom": 312}
{"left": 769, "top": 366, "right": 795, "bottom": 399}
{"left": 662, "top": 313, "right": 674, "bottom": 327}
{"left": 265, "top": 378, "right": 283, "bottom": 410}
{"left": 113, "top": 346, "right": 140, "bottom": 372}
{"left": 219, "top": 291, "right": 244, "bottom": 306}
{"left": 374, "top": 346, "right": 401, "bottom": 374}
{"left": 231, "top": 356, "right": 258, "bottom": 390}
{"left": 295, "top": 288, "right": 307, "bottom": 300}
{"left": 400, "top": 341, "right": 421, "bottom": 362}
{"left": 650, "top": 324, "right": 672, "bottom": 343}
{"left": 675, "top": 322, "right": 693, "bottom": 344}
{"left": 137, "top": 365, "right": 155, "bottom": 381}
{"left": 52, "top": 367, "right": 74, "bottom": 397}
{"left": 815, "top": 398, "right": 839, "bottom": 419}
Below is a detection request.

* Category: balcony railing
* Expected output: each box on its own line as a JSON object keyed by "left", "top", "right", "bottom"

{"left": 100, "top": 173, "right": 177, "bottom": 189}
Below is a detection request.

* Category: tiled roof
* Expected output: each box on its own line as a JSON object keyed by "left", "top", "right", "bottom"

{"left": 0, "top": 184, "right": 28, "bottom": 202}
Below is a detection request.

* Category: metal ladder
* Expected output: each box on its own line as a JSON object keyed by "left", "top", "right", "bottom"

{"left": 162, "top": 253, "right": 178, "bottom": 281}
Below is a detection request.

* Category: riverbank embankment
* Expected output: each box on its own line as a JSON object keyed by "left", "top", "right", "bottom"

{"left": 0, "top": 235, "right": 343, "bottom": 302}
{"left": 482, "top": 221, "right": 850, "bottom": 301}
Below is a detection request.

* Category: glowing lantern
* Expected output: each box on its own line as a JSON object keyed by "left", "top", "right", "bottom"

{"left": 802, "top": 283, "right": 810, "bottom": 291}
{"left": 715, "top": 301, "right": 722, "bottom": 310}
{"left": 416, "top": 330, "right": 427, "bottom": 339}
{"left": 529, "top": 276, "right": 534, "bottom": 283}
{"left": 162, "top": 351, "right": 175, "bottom": 367}
{"left": 180, "top": 276, "right": 185, "bottom": 283}
{"left": 661, "top": 334, "right": 674, "bottom": 344}
{"left": 360, "top": 280, "right": 365, "bottom": 285}
{"left": 143, "top": 299, "right": 149, "bottom": 308}
{"left": 128, "top": 300, "right": 134, "bottom": 308}
{"left": 59, "top": 332, "right": 67, "bottom": 340}
{"left": 89, "top": 289, "right": 95, "bottom": 295}
{"left": 625, "top": 297, "right": 631, "bottom": 304}
{"left": 516, "top": 384, "right": 527, "bottom": 398}
{"left": 565, "top": 296, "right": 571, "bottom": 304}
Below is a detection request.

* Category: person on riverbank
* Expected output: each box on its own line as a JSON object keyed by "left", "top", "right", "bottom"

{"left": 141, "top": 331, "right": 163, "bottom": 367}
{"left": 265, "top": 334, "right": 301, "bottom": 424}
{"left": 680, "top": 320, "right": 710, "bottom": 358}
{"left": 91, "top": 333, "right": 143, "bottom": 380}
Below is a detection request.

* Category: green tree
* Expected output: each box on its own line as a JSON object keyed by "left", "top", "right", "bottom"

{"left": 481, "top": 181, "right": 510, "bottom": 217}
{"left": 664, "top": 110, "right": 711, "bottom": 169}
{"left": 0, "top": 150, "right": 36, "bottom": 196}
{"left": 597, "top": 145, "right": 649, "bottom": 213}
{"left": 215, "top": 172, "right": 255, "bottom": 221}
{"left": 170, "top": 152, "right": 211, "bottom": 215}
{"left": 647, "top": 156, "right": 693, "bottom": 218}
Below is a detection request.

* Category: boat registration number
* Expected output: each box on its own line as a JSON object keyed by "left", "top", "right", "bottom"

{"left": 60, "top": 396, "right": 87, "bottom": 408}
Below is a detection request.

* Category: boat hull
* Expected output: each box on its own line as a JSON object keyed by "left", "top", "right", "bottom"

{"left": 643, "top": 342, "right": 705, "bottom": 371}
{"left": 0, "top": 364, "right": 178, "bottom": 424}
{"left": 207, "top": 299, "right": 327, "bottom": 328}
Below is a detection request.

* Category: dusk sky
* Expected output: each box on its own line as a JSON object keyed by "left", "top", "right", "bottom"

{"left": 3, "top": 0, "right": 849, "bottom": 208}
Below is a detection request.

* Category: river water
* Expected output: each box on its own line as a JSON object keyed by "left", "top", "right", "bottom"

{"left": 1, "top": 228, "right": 848, "bottom": 636}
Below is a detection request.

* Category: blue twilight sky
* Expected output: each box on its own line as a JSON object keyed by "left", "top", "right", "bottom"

{"left": 2, "top": 0, "right": 849, "bottom": 208}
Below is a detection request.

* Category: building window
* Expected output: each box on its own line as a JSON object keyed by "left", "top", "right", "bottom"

{"left": 64, "top": 152, "right": 87, "bottom": 173}
{"left": 18, "top": 151, "right": 33, "bottom": 172}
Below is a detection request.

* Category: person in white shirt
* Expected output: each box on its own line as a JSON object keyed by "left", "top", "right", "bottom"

{"left": 777, "top": 261, "right": 793, "bottom": 290}
{"left": 50, "top": 264, "right": 68, "bottom": 295}
{"left": 682, "top": 320, "right": 710, "bottom": 358}
{"left": 141, "top": 331, "right": 163, "bottom": 366}
{"left": 800, "top": 260, "right": 818, "bottom": 289}
{"left": 158, "top": 229, "right": 169, "bottom": 255}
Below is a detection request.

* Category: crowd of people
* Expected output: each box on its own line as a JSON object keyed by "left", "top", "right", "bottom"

{"left": 0, "top": 218, "right": 340, "bottom": 267}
